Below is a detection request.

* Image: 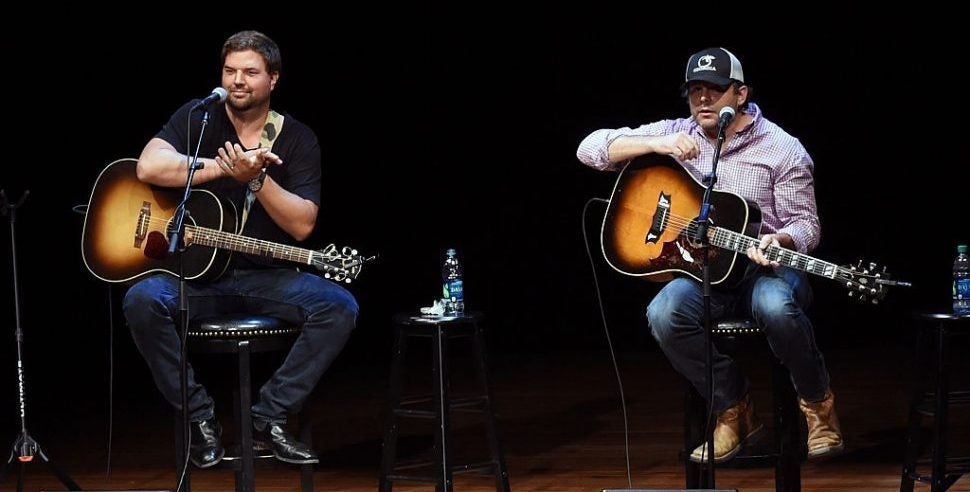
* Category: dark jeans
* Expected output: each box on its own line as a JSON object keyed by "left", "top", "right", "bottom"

{"left": 646, "top": 266, "right": 829, "bottom": 413}
{"left": 123, "top": 268, "right": 358, "bottom": 422}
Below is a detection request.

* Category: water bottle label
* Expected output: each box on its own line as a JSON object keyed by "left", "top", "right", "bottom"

{"left": 448, "top": 279, "right": 463, "bottom": 301}
{"left": 956, "top": 278, "right": 970, "bottom": 299}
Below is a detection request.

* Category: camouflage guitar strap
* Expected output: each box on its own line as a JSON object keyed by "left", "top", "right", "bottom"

{"left": 240, "top": 110, "right": 284, "bottom": 232}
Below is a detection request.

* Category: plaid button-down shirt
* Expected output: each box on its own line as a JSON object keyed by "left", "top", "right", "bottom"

{"left": 577, "top": 103, "right": 820, "bottom": 253}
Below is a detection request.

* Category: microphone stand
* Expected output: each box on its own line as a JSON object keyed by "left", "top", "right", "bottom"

{"left": 694, "top": 114, "right": 730, "bottom": 489}
{"left": 0, "top": 190, "right": 81, "bottom": 492}
{"left": 169, "top": 106, "right": 212, "bottom": 492}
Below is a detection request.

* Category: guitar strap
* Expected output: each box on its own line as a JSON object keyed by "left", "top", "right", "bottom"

{"left": 240, "top": 110, "right": 284, "bottom": 233}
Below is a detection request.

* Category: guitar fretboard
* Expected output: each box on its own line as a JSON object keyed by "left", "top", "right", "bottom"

{"left": 187, "top": 225, "right": 315, "bottom": 265}
{"left": 710, "top": 227, "right": 848, "bottom": 281}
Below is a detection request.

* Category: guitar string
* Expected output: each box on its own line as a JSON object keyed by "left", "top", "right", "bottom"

{"left": 646, "top": 211, "right": 873, "bottom": 283}
{"left": 136, "top": 215, "right": 361, "bottom": 278}
{"left": 137, "top": 215, "right": 320, "bottom": 264}
{"left": 135, "top": 215, "right": 360, "bottom": 273}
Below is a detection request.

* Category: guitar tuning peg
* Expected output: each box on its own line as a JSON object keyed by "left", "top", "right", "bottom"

{"left": 869, "top": 262, "right": 877, "bottom": 272}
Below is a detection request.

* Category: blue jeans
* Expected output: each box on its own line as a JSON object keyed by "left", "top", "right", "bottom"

{"left": 646, "top": 266, "right": 829, "bottom": 413}
{"left": 123, "top": 268, "right": 358, "bottom": 422}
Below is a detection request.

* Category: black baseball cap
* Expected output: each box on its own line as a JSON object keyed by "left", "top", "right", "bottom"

{"left": 684, "top": 47, "right": 745, "bottom": 87}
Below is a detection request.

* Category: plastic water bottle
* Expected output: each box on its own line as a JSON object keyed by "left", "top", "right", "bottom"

{"left": 441, "top": 248, "right": 464, "bottom": 316}
{"left": 954, "top": 244, "right": 970, "bottom": 315}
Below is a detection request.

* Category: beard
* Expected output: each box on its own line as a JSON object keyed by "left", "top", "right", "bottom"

{"left": 697, "top": 119, "right": 719, "bottom": 137}
{"left": 228, "top": 97, "right": 254, "bottom": 112}
{"left": 227, "top": 92, "right": 267, "bottom": 113}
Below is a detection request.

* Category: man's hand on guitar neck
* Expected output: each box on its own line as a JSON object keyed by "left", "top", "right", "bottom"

{"left": 747, "top": 233, "right": 794, "bottom": 267}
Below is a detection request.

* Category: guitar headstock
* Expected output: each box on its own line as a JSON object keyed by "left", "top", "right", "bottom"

{"left": 311, "top": 244, "right": 376, "bottom": 283}
{"left": 840, "top": 260, "right": 911, "bottom": 304}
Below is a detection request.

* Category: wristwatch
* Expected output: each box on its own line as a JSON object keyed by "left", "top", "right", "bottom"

{"left": 248, "top": 168, "right": 267, "bottom": 192}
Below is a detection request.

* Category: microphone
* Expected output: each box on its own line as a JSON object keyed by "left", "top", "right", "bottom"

{"left": 190, "top": 87, "right": 228, "bottom": 111}
{"left": 718, "top": 106, "right": 736, "bottom": 127}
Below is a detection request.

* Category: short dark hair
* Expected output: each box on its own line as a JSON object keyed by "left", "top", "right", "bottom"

{"left": 221, "top": 30, "right": 281, "bottom": 74}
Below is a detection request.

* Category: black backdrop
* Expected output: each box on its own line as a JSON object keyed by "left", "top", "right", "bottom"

{"left": 1, "top": 14, "right": 966, "bottom": 442}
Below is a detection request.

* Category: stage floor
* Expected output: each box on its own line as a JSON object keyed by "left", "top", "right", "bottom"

{"left": 4, "top": 340, "right": 968, "bottom": 492}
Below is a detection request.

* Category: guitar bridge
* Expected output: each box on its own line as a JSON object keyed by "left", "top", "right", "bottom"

{"left": 645, "top": 192, "right": 670, "bottom": 244}
{"left": 134, "top": 201, "right": 151, "bottom": 248}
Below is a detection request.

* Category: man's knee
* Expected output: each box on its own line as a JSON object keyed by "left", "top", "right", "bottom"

{"left": 123, "top": 277, "right": 168, "bottom": 314}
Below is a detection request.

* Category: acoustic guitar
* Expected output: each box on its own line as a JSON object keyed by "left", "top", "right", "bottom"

{"left": 601, "top": 154, "right": 906, "bottom": 303}
{"left": 81, "top": 158, "right": 371, "bottom": 284}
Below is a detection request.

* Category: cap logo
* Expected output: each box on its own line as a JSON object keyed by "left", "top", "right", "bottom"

{"left": 692, "top": 54, "right": 717, "bottom": 73}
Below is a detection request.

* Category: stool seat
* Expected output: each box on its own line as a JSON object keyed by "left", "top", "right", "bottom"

{"left": 685, "top": 318, "right": 801, "bottom": 492}
{"left": 712, "top": 318, "right": 760, "bottom": 334}
{"left": 175, "top": 314, "right": 313, "bottom": 492}
{"left": 188, "top": 315, "right": 301, "bottom": 338}
{"left": 900, "top": 312, "right": 970, "bottom": 492}
{"left": 380, "top": 312, "right": 510, "bottom": 492}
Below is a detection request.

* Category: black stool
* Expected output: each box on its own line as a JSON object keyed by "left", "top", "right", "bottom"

{"left": 174, "top": 315, "right": 314, "bottom": 492}
{"left": 684, "top": 318, "right": 801, "bottom": 492}
{"left": 379, "top": 312, "right": 510, "bottom": 492}
{"left": 900, "top": 312, "right": 970, "bottom": 492}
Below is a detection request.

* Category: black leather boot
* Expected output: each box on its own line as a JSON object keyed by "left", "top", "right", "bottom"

{"left": 189, "top": 419, "right": 225, "bottom": 468}
{"left": 253, "top": 420, "right": 318, "bottom": 464}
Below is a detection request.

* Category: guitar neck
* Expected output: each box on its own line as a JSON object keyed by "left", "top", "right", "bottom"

{"left": 711, "top": 227, "right": 844, "bottom": 280}
{"left": 187, "top": 225, "right": 314, "bottom": 265}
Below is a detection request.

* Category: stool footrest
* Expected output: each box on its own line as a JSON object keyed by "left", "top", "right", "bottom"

{"left": 916, "top": 390, "right": 970, "bottom": 414}
{"left": 914, "top": 455, "right": 970, "bottom": 471}
{"left": 399, "top": 394, "right": 488, "bottom": 406}
{"left": 389, "top": 460, "right": 500, "bottom": 479}
{"left": 395, "top": 395, "right": 490, "bottom": 419}
{"left": 906, "top": 472, "right": 965, "bottom": 489}
{"left": 393, "top": 408, "right": 436, "bottom": 418}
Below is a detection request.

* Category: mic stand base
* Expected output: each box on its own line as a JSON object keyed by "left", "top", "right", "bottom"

{"left": 0, "top": 430, "right": 81, "bottom": 492}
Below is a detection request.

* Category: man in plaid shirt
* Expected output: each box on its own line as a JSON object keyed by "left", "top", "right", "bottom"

{"left": 577, "top": 47, "right": 843, "bottom": 464}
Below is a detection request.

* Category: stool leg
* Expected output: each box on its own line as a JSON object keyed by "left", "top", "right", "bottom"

{"left": 900, "top": 326, "right": 928, "bottom": 492}
{"left": 433, "top": 326, "right": 453, "bottom": 492}
{"left": 379, "top": 328, "right": 408, "bottom": 492}
{"left": 899, "top": 391, "right": 923, "bottom": 492}
{"left": 772, "top": 363, "right": 800, "bottom": 492}
{"left": 931, "top": 325, "right": 950, "bottom": 492}
{"left": 237, "top": 340, "right": 255, "bottom": 492}
{"left": 471, "top": 322, "right": 510, "bottom": 492}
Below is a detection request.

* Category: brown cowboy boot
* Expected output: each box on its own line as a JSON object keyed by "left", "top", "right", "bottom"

{"left": 800, "top": 388, "right": 844, "bottom": 459}
{"left": 690, "top": 393, "right": 764, "bottom": 463}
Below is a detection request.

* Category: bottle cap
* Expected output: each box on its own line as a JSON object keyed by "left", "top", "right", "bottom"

{"left": 959, "top": 244, "right": 968, "bottom": 253}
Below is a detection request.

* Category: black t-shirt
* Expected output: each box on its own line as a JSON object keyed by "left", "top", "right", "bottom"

{"left": 156, "top": 100, "right": 322, "bottom": 269}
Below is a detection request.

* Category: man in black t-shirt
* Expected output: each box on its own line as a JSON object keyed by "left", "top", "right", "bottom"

{"left": 123, "top": 30, "right": 357, "bottom": 468}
